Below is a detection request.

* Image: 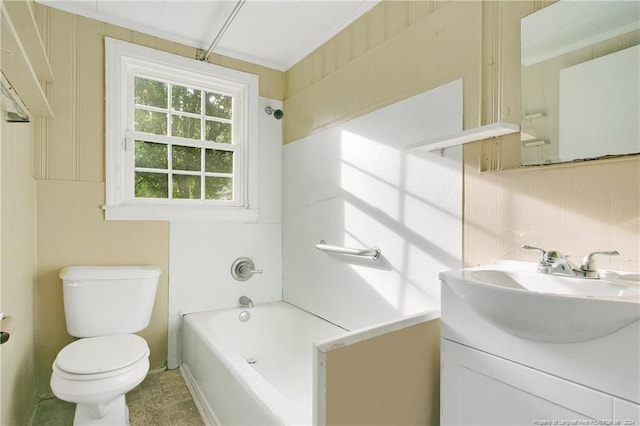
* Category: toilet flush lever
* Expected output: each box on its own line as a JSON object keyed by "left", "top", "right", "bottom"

{"left": 231, "top": 258, "right": 263, "bottom": 281}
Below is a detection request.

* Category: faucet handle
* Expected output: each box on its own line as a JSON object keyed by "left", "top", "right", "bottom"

{"left": 522, "top": 245, "right": 546, "bottom": 260}
{"left": 240, "top": 264, "right": 263, "bottom": 276}
{"left": 522, "top": 245, "right": 555, "bottom": 263}
{"left": 581, "top": 250, "right": 619, "bottom": 272}
{"left": 522, "top": 246, "right": 565, "bottom": 274}
{"left": 522, "top": 245, "right": 564, "bottom": 262}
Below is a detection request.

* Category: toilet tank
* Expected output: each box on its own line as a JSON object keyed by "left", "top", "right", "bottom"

{"left": 59, "top": 266, "right": 161, "bottom": 338}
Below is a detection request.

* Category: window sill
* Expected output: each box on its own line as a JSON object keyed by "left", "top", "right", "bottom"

{"left": 103, "top": 203, "right": 260, "bottom": 223}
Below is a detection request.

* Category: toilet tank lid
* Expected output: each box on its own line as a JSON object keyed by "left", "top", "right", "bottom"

{"left": 60, "top": 266, "right": 161, "bottom": 281}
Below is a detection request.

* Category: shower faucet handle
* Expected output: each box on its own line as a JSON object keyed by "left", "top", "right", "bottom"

{"left": 231, "top": 257, "right": 262, "bottom": 281}
{"left": 240, "top": 264, "right": 262, "bottom": 276}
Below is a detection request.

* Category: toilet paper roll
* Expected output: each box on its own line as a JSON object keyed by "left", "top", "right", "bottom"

{"left": 1, "top": 315, "right": 16, "bottom": 344}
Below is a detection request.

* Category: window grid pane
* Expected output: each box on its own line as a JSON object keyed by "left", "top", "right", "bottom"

{"left": 171, "top": 115, "right": 201, "bottom": 140}
{"left": 135, "top": 77, "right": 167, "bottom": 109}
{"left": 205, "top": 149, "right": 233, "bottom": 173}
{"left": 135, "top": 171, "right": 168, "bottom": 199}
{"left": 205, "top": 176, "right": 233, "bottom": 200}
{"left": 205, "top": 92, "right": 232, "bottom": 120}
{"left": 172, "top": 85, "right": 201, "bottom": 114}
{"left": 134, "top": 109, "right": 167, "bottom": 135}
{"left": 205, "top": 120, "right": 232, "bottom": 143}
{"left": 172, "top": 174, "right": 201, "bottom": 199}
{"left": 135, "top": 140, "right": 168, "bottom": 169}
{"left": 172, "top": 145, "right": 201, "bottom": 172}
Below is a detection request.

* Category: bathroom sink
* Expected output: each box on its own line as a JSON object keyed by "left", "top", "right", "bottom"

{"left": 440, "top": 261, "right": 640, "bottom": 343}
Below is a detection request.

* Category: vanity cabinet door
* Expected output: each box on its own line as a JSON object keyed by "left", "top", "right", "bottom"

{"left": 441, "top": 340, "right": 614, "bottom": 425}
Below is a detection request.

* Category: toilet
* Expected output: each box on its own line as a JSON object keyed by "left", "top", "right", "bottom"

{"left": 50, "top": 266, "right": 161, "bottom": 425}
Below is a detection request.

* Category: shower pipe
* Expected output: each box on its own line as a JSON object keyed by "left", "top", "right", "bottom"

{"left": 198, "top": 0, "right": 246, "bottom": 62}
{"left": 315, "top": 240, "right": 381, "bottom": 261}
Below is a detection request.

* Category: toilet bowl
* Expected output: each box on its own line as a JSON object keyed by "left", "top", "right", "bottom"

{"left": 51, "top": 334, "right": 150, "bottom": 425}
{"left": 51, "top": 266, "right": 160, "bottom": 425}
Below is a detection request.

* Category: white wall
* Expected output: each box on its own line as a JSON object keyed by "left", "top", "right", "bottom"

{"left": 169, "top": 82, "right": 464, "bottom": 364}
{"left": 283, "top": 80, "right": 464, "bottom": 330}
{"left": 168, "top": 97, "right": 283, "bottom": 367}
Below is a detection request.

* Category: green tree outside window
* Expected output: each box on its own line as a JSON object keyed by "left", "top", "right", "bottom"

{"left": 133, "top": 76, "right": 236, "bottom": 201}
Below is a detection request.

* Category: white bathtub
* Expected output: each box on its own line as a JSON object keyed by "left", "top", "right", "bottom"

{"left": 181, "top": 302, "right": 348, "bottom": 425}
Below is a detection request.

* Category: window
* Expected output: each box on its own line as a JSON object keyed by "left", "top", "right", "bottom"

{"left": 132, "top": 77, "right": 235, "bottom": 201}
{"left": 104, "top": 38, "right": 259, "bottom": 221}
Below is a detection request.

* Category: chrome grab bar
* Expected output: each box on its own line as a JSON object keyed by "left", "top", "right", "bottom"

{"left": 315, "top": 240, "right": 381, "bottom": 261}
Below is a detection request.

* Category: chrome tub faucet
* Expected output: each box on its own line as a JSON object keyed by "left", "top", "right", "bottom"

{"left": 239, "top": 295, "right": 254, "bottom": 309}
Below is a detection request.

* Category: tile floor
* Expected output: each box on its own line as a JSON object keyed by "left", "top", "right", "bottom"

{"left": 32, "top": 368, "right": 205, "bottom": 426}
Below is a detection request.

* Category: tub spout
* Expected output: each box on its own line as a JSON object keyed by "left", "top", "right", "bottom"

{"left": 239, "top": 296, "right": 254, "bottom": 309}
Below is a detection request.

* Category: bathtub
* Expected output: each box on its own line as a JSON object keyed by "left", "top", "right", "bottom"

{"left": 181, "top": 302, "right": 348, "bottom": 425}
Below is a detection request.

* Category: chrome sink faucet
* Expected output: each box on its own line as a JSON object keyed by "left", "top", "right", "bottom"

{"left": 522, "top": 245, "right": 619, "bottom": 279}
{"left": 239, "top": 295, "right": 254, "bottom": 309}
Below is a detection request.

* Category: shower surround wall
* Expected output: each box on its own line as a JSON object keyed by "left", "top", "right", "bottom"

{"left": 283, "top": 80, "right": 463, "bottom": 330}
{"left": 170, "top": 80, "right": 462, "bottom": 365}
{"left": 168, "top": 98, "right": 283, "bottom": 368}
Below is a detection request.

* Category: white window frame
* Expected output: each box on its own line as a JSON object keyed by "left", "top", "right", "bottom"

{"left": 104, "top": 38, "right": 259, "bottom": 222}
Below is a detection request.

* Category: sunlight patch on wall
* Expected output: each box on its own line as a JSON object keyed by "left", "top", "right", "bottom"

{"left": 283, "top": 79, "right": 464, "bottom": 329}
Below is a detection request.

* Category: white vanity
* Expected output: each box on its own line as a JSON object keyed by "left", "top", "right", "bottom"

{"left": 440, "top": 261, "right": 640, "bottom": 425}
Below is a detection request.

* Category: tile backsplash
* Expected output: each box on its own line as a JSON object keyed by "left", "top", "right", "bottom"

{"left": 464, "top": 146, "right": 639, "bottom": 273}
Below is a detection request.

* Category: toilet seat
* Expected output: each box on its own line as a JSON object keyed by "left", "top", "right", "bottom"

{"left": 54, "top": 335, "right": 149, "bottom": 380}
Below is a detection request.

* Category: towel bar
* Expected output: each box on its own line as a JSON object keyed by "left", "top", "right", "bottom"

{"left": 315, "top": 240, "right": 381, "bottom": 261}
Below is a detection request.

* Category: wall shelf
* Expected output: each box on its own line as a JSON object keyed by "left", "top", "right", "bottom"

{"left": 406, "top": 121, "right": 520, "bottom": 152}
{"left": 1, "top": 2, "right": 54, "bottom": 118}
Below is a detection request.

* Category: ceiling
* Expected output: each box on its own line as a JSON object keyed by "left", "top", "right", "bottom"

{"left": 35, "top": 0, "right": 380, "bottom": 71}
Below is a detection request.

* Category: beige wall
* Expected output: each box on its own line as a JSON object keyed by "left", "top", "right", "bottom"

{"left": 32, "top": 4, "right": 285, "bottom": 396}
{"left": 325, "top": 320, "right": 440, "bottom": 425}
{"left": 283, "top": 0, "right": 528, "bottom": 143}
{"left": 1, "top": 120, "right": 38, "bottom": 425}
{"left": 1, "top": 5, "right": 38, "bottom": 423}
{"left": 35, "top": 180, "right": 170, "bottom": 395}
{"left": 284, "top": 1, "right": 485, "bottom": 143}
